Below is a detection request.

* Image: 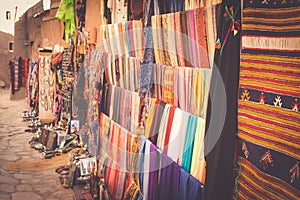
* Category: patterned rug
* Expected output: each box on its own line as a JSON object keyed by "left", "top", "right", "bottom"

{"left": 235, "top": 0, "right": 300, "bottom": 199}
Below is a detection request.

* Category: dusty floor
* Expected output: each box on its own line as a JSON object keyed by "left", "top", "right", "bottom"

{"left": 0, "top": 89, "right": 74, "bottom": 200}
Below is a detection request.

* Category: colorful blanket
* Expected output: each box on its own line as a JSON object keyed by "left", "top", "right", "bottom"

{"left": 235, "top": 0, "right": 300, "bottom": 199}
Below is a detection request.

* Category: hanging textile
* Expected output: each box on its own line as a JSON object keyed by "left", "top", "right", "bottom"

{"left": 102, "top": 83, "right": 140, "bottom": 132}
{"left": 98, "top": 112, "right": 206, "bottom": 200}
{"left": 140, "top": 139, "right": 151, "bottom": 199}
{"left": 26, "top": 61, "right": 32, "bottom": 103}
{"left": 184, "top": 0, "right": 202, "bottom": 10}
{"left": 166, "top": 108, "right": 189, "bottom": 163}
{"left": 107, "top": 0, "right": 128, "bottom": 24}
{"left": 158, "top": 152, "right": 174, "bottom": 200}
{"left": 18, "top": 57, "right": 23, "bottom": 88}
{"left": 60, "top": 48, "right": 75, "bottom": 116}
{"left": 142, "top": 0, "right": 155, "bottom": 65}
{"left": 102, "top": 55, "right": 142, "bottom": 92}
{"left": 129, "top": 0, "right": 144, "bottom": 20}
{"left": 181, "top": 11, "right": 192, "bottom": 67}
{"left": 147, "top": 143, "right": 160, "bottom": 200}
{"left": 76, "top": 0, "right": 86, "bottom": 31}
{"left": 9, "top": 60, "right": 15, "bottom": 94}
{"left": 23, "top": 58, "right": 29, "bottom": 88}
{"left": 140, "top": 62, "right": 153, "bottom": 98}
{"left": 181, "top": 114, "right": 198, "bottom": 172}
{"left": 81, "top": 50, "right": 104, "bottom": 156}
{"left": 55, "top": 0, "right": 76, "bottom": 43}
{"left": 152, "top": 65, "right": 211, "bottom": 117}
{"left": 179, "top": 167, "right": 204, "bottom": 200}
{"left": 144, "top": 96, "right": 207, "bottom": 184}
{"left": 204, "top": 0, "right": 239, "bottom": 199}
{"left": 98, "top": 112, "right": 111, "bottom": 176}
{"left": 163, "top": 105, "right": 176, "bottom": 154}
{"left": 73, "top": 60, "right": 88, "bottom": 128}
{"left": 205, "top": 3, "right": 220, "bottom": 67}
{"left": 152, "top": 0, "right": 184, "bottom": 15}
{"left": 28, "top": 62, "right": 39, "bottom": 109}
{"left": 190, "top": 117, "right": 206, "bottom": 184}
{"left": 184, "top": 0, "right": 222, "bottom": 11}
{"left": 145, "top": 98, "right": 156, "bottom": 139}
{"left": 151, "top": 8, "right": 211, "bottom": 68}
{"left": 156, "top": 104, "right": 171, "bottom": 152}
{"left": 38, "top": 51, "right": 56, "bottom": 122}
{"left": 148, "top": 100, "right": 166, "bottom": 145}
{"left": 161, "top": 65, "right": 175, "bottom": 105}
{"left": 131, "top": 91, "right": 140, "bottom": 132}
{"left": 14, "top": 60, "right": 19, "bottom": 91}
{"left": 234, "top": 1, "right": 300, "bottom": 199}
{"left": 99, "top": 21, "right": 144, "bottom": 58}
{"left": 133, "top": 20, "right": 144, "bottom": 59}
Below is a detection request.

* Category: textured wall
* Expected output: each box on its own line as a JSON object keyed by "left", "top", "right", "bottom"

{"left": 0, "top": 32, "right": 13, "bottom": 87}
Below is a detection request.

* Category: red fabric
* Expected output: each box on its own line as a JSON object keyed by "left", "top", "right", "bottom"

{"left": 163, "top": 105, "right": 176, "bottom": 154}
{"left": 23, "top": 58, "right": 29, "bottom": 87}
{"left": 195, "top": 8, "right": 209, "bottom": 68}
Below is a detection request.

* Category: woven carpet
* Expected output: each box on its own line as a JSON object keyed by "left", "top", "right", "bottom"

{"left": 236, "top": 157, "right": 300, "bottom": 199}
{"left": 235, "top": 0, "right": 300, "bottom": 199}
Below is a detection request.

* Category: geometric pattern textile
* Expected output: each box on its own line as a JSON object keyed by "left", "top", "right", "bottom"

{"left": 235, "top": 0, "right": 300, "bottom": 199}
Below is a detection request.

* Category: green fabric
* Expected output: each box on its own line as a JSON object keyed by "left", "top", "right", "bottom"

{"left": 55, "top": 0, "right": 76, "bottom": 43}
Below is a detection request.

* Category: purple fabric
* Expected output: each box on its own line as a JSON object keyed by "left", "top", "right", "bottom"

{"left": 179, "top": 168, "right": 204, "bottom": 200}
{"left": 159, "top": 153, "right": 177, "bottom": 200}
{"left": 148, "top": 144, "right": 160, "bottom": 200}
{"left": 170, "top": 159, "right": 181, "bottom": 200}
{"left": 179, "top": 168, "right": 189, "bottom": 200}
{"left": 189, "top": 174, "right": 204, "bottom": 200}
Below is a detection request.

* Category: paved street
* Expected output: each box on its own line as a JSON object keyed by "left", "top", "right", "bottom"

{"left": 0, "top": 89, "right": 74, "bottom": 200}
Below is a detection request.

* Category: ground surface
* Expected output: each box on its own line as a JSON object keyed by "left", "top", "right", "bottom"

{"left": 0, "top": 89, "right": 74, "bottom": 200}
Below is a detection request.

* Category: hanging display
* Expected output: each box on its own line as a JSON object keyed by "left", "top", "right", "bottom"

{"left": 145, "top": 99, "right": 206, "bottom": 184}
{"left": 99, "top": 20, "right": 144, "bottom": 58}
{"left": 97, "top": 112, "right": 205, "bottom": 200}
{"left": 152, "top": 8, "right": 209, "bottom": 68}
{"left": 20, "top": 0, "right": 300, "bottom": 199}
{"left": 38, "top": 50, "right": 56, "bottom": 123}
{"left": 152, "top": 65, "right": 211, "bottom": 117}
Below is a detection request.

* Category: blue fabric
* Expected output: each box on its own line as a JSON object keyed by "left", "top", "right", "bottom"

{"left": 189, "top": 174, "right": 204, "bottom": 200}
{"left": 125, "top": 22, "right": 132, "bottom": 57}
{"left": 173, "top": 0, "right": 184, "bottom": 12}
{"left": 179, "top": 168, "right": 189, "bottom": 200}
{"left": 182, "top": 115, "right": 197, "bottom": 172}
{"left": 125, "top": 21, "right": 132, "bottom": 57}
{"left": 137, "top": 193, "right": 144, "bottom": 200}
{"left": 179, "top": 167, "right": 204, "bottom": 200}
